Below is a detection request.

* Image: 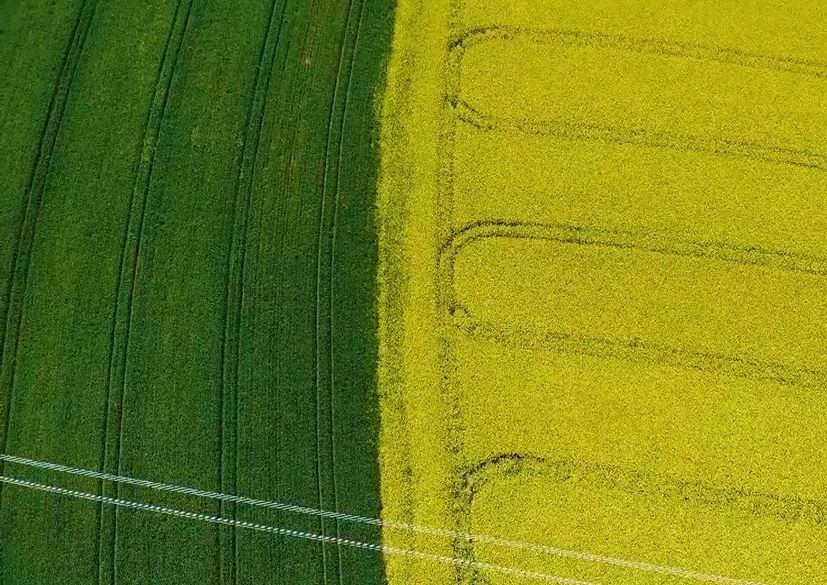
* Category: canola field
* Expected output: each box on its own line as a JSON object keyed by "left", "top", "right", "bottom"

{"left": 3, "top": 0, "right": 827, "bottom": 583}
{"left": 377, "top": 1, "right": 827, "bottom": 584}
{"left": 0, "top": 1, "right": 392, "bottom": 583}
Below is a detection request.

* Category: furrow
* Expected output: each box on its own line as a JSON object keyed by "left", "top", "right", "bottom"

{"left": 0, "top": 0, "right": 98, "bottom": 509}
{"left": 96, "top": 1, "right": 195, "bottom": 583}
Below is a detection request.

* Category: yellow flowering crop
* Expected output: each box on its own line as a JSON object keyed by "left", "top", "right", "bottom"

{"left": 378, "top": 1, "right": 827, "bottom": 583}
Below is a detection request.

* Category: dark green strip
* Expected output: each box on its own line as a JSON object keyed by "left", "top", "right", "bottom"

{"left": 0, "top": 0, "right": 395, "bottom": 582}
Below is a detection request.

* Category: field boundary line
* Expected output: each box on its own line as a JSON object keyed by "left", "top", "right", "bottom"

{"left": 0, "top": 452, "right": 771, "bottom": 585}
{"left": 437, "top": 219, "right": 827, "bottom": 389}
{"left": 0, "top": 473, "right": 598, "bottom": 585}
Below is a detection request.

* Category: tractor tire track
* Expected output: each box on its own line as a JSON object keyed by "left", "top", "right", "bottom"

{"left": 314, "top": 0, "right": 360, "bottom": 582}
{"left": 438, "top": 219, "right": 827, "bottom": 389}
{"left": 445, "top": 26, "right": 827, "bottom": 171}
{"left": 447, "top": 25, "right": 827, "bottom": 80}
{"left": 0, "top": 0, "right": 98, "bottom": 508}
{"left": 217, "top": 1, "right": 288, "bottom": 584}
{"left": 264, "top": 4, "right": 317, "bottom": 580}
{"left": 326, "top": 1, "right": 368, "bottom": 582}
{"left": 96, "top": 1, "right": 195, "bottom": 583}
{"left": 453, "top": 98, "right": 827, "bottom": 171}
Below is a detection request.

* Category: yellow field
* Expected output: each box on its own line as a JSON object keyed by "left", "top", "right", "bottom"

{"left": 377, "top": 1, "right": 827, "bottom": 584}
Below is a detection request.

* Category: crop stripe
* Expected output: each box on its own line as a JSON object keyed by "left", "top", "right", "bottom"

{"left": 0, "top": 0, "right": 99, "bottom": 511}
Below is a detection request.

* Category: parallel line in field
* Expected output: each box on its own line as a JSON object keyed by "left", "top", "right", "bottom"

{"left": 315, "top": 0, "right": 360, "bottom": 582}
{"left": 445, "top": 26, "right": 827, "bottom": 171}
{"left": 0, "top": 474, "right": 599, "bottom": 585}
{"left": 423, "top": 4, "right": 816, "bottom": 584}
{"left": 96, "top": 1, "right": 195, "bottom": 583}
{"left": 268, "top": 5, "right": 318, "bottom": 581}
{"left": 462, "top": 453, "right": 827, "bottom": 529}
{"left": 217, "top": 1, "right": 288, "bottom": 584}
{"left": 437, "top": 219, "right": 827, "bottom": 388}
{"left": 447, "top": 25, "right": 827, "bottom": 79}
{"left": 234, "top": 0, "right": 291, "bottom": 579}
{"left": 440, "top": 220, "right": 827, "bottom": 277}
{"left": 457, "top": 318, "right": 827, "bottom": 389}
{"left": 0, "top": 453, "right": 774, "bottom": 585}
{"left": 0, "top": 0, "right": 91, "bottom": 364}
{"left": 328, "top": 2, "right": 369, "bottom": 583}
{"left": 0, "top": 0, "right": 98, "bottom": 509}
{"left": 454, "top": 98, "right": 826, "bottom": 171}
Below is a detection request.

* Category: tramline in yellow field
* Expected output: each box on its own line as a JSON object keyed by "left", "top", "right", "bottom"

{"left": 377, "top": 1, "right": 827, "bottom": 584}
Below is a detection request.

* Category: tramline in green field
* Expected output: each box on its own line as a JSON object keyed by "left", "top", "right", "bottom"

{"left": 0, "top": 1, "right": 392, "bottom": 583}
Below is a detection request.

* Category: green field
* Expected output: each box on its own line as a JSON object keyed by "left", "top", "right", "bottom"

{"left": 0, "top": 1, "right": 393, "bottom": 583}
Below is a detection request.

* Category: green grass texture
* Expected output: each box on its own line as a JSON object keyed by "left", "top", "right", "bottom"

{"left": 0, "top": 1, "right": 394, "bottom": 583}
